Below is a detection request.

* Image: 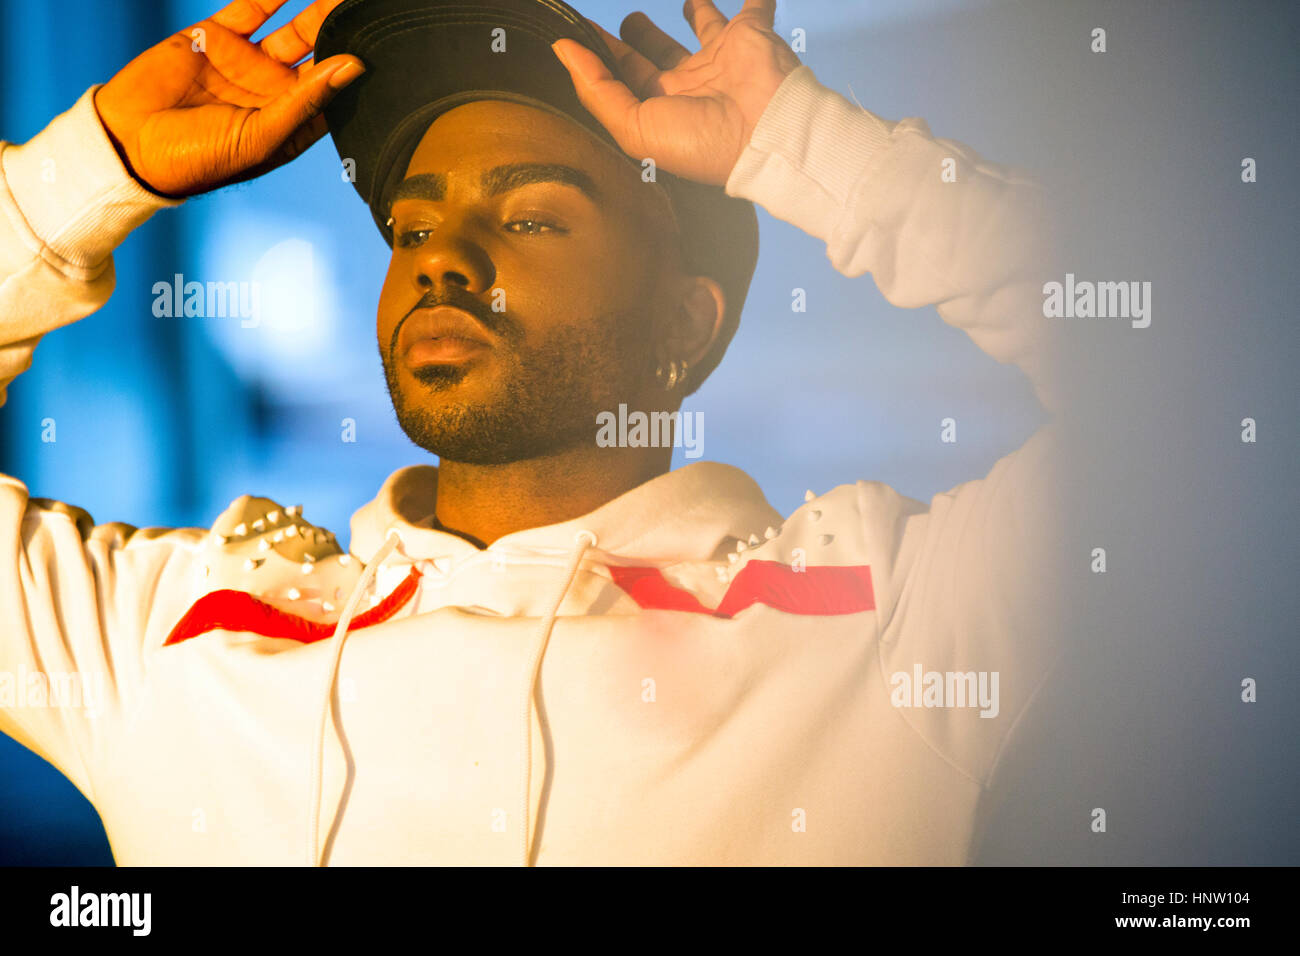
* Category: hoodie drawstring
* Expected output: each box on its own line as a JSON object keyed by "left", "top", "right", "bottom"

{"left": 519, "top": 528, "right": 597, "bottom": 867}
{"left": 305, "top": 526, "right": 595, "bottom": 867}
{"left": 308, "top": 528, "right": 402, "bottom": 867}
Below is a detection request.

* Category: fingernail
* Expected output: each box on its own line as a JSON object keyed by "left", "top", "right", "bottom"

{"left": 551, "top": 40, "right": 572, "bottom": 69}
{"left": 328, "top": 59, "right": 365, "bottom": 89}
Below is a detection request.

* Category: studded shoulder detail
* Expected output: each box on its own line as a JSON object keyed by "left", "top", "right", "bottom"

{"left": 195, "top": 494, "right": 363, "bottom": 615}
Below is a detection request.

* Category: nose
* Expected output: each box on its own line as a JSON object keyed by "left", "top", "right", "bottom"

{"left": 409, "top": 219, "right": 495, "bottom": 295}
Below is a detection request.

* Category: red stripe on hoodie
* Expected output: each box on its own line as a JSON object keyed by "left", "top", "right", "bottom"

{"left": 164, "top": 566, "right": 423, "bottom": 646}
{"left": 609, "top": 560, "right": 875, "bottom": 618}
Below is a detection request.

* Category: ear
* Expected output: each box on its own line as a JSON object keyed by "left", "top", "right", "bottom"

{"left": 665, "top": 275, "right": 726, "bottom": 370}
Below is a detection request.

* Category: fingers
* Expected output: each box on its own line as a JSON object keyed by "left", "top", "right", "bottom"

{"left": 739, "top": 0, "right": 778, "bottom": 29}
{"left": 210, "top": 0, "right": 291, "bottom": 37}
{"left": 259, "top": 0, "right": 345, "bottom": 66}
{"left": 197, "top": 21, "right": 296, "bottom": 106}
{"left": 682, "top": 0, "right": 727, "bottom": 47}
{"left": 620, "top": 11, "right": 691, "bottom": 70}
{"left": 550, "top": 39, "right": 646, "bottom": 157}
{"left": 226, "top": 109, "right": 329, "bottom": 187}
{"left": 584, "top": 19, "right": 663, "bottom": 98}
{"left": 244, "top": 54, "right": 362, "bottom": 161}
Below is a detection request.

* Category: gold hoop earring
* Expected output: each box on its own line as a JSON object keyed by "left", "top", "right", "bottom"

{"left": 655, "top": 359, "right": 689, "bottom": 391}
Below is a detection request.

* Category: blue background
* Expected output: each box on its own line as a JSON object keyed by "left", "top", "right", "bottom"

{"left": 2, "top": 0, "right": 1296, "bottom": 865}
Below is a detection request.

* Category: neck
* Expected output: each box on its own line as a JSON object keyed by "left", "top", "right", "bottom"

{"left": 433, "top": 443, "right": 672, "bottom": 548}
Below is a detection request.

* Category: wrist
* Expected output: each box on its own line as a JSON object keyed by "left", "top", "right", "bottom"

{"left": 739, "top": 53, "right": 802, "bottom": 154}
{"left": 725, "top": 65, "right": 895, "bottom": 241}
{"left": 91, "top": 85, "right": 178, "bottom": 201}
{"left": 91, "top": 86, "right": 132, "bottom": 171}
{"left": 2, "top": 86, "right": 182, "bottom": 268}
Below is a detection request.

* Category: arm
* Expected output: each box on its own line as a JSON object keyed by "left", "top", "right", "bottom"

{"left": 0, "top": 83, "right": 184, "bottom": 789}
{"left": 0, "top": 0, "right": 360, "bottom": 784}
{"left": 721, "top": 60, "right": 1064, "bottom": 797}
{"left": 725, "top": 65, "right": 1057, "bottom": 413}
{"left": 0, "top": 91, "right": 179, "bottom": 407}
{"left": 4, "top": 0, "right": 363, "bottom": 402}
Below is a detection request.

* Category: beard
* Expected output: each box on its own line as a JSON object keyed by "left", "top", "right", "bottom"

{"left": 381, "top": 298, "right": 660, "bottom": 465}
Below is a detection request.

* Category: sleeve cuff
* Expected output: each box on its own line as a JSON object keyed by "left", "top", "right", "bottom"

{"left": 725, "top": 65, "right": 896, "bottom": 244}
{"left": 1, "top": 86, "right": 181, "bottom": 271}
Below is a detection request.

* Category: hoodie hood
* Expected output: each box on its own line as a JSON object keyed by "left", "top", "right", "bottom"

{"left": 348, "top": 460, "right": 785, "bottom": 566}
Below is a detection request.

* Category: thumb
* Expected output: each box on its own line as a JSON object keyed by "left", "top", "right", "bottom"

{"left": 246, "top": 55, "right": 365, "bottom": 160}
{"left": 551, "top": 39, "right": 645, "bottom": 156}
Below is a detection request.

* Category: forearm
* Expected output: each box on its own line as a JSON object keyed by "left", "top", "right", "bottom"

{"left": 726, "top": 66, "right": 1057, "bottom": 412}
{"left": 0, "top": 86, "right": 179, "bottom": 406}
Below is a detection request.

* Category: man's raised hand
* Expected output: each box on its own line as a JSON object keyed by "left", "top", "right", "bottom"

{"left": 93, "top": 0, "right": 362, "bottom": 198}
{"left": 551, "top": 0, "right": 801, "bottom": 186}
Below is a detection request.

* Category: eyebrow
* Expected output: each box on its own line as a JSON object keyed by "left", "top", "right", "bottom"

{"left": 482, "top": 163, "right": 601, "bottom": 202}
{"left": 389, "top": 163, "right": 602, "bottom": 208}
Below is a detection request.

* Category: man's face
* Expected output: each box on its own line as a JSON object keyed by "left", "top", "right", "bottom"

{"left": 377, "top": 99, "right": 682, "bottom": 465}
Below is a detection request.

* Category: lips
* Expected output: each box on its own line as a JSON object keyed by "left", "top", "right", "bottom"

{"left": 398, "top": 305, "right": 493, "bottom": 367}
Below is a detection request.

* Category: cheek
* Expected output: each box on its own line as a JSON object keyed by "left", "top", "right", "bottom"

{"left": 600, "top": 224, "right": 672, "bottom": 311}
{"left": 376, "top": 255, "right": 408, "bottom": 345}
{"left": 500, "top": 233, "right": 660, "bottom": 323}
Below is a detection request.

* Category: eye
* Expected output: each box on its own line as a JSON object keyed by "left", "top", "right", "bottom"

{"left": 504, "top": 218, "right": 565, "bottom": 236}
{"left": 395, "top": 227, "right": 433, "bottom": 249}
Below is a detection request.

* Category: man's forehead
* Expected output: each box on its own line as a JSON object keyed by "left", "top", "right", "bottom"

{"left": 392, "top": 98, "right": 680, "bottom": 235}
{"left": 390, "top": 163, "right": 603, "bottom": 206}
{"left": 401, "top": 99, "right": 637, "bottom": 190}
{"left": 423, "top": 97, "right": 589, "bottom": 134}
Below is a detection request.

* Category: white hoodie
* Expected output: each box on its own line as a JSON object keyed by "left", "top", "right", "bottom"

{"left": 0, "top": 66, "right": 1062, "bottom": 865}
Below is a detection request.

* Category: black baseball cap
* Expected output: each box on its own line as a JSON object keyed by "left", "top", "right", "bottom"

{"left": 315, "top": 0, "right": 759, "bottom": 392}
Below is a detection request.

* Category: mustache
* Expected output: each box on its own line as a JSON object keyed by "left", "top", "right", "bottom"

{"left": 390, "top": 288, "right": 516, "bottom": 359}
